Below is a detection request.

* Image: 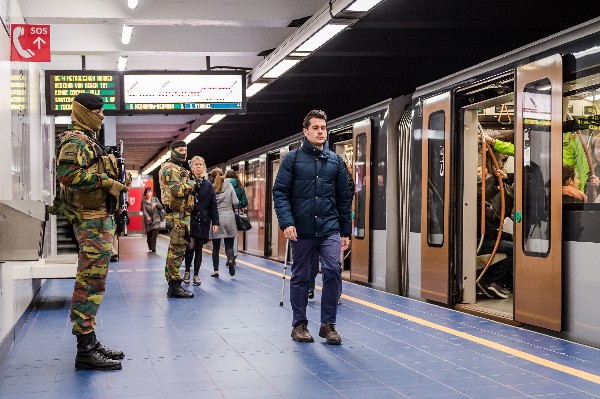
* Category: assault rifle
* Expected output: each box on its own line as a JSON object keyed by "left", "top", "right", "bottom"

{"left": 117, "top": 140, "right": 129, "bottom": 236}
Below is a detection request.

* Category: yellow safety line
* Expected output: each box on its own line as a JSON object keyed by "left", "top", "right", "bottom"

{"left": 233, "top": 255, "right": 600, "bottom": 385}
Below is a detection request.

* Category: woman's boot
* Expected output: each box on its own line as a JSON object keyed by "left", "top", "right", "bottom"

{"left": 226, "top": 248, "right": 236, "bottom": 276}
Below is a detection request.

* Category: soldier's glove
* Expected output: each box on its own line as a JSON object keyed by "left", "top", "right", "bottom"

{"left": 180, "top": 169, "right": 190, "bottom": 178}
{"left": 102, "top": 178, "right": 129, "bottom": 198}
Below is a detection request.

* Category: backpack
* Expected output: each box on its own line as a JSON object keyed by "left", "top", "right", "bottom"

{"left": 290, "top": 149, "right": 354, "bottom": 201}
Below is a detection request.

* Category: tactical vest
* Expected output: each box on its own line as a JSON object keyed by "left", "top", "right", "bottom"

{"left": 58, "top": 131, "right": 120, "bottom": 219}
{"left": 159, "top": 161, "right": 193, "bottom": 211}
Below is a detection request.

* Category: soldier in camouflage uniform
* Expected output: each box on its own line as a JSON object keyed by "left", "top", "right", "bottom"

{"left": 160, "top": 140, "right": 195, "bottom": 298}
{"left": 55, "top": 93, "right": 128, "bottom": 370}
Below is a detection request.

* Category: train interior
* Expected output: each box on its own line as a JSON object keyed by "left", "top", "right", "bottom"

{"left": 456, "top": 80, "right": 517, "bottom": 321}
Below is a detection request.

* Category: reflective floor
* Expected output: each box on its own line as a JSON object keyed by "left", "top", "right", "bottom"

{"left": 1, "top": 235, "right": 600, "bottom": 399}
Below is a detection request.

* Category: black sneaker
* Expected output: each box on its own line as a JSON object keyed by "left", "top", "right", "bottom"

{"left": 487, "top": 282, "right": 508, "bottom": 299}
{"left": 291, "top": 321, "right": 314, "bottom": 342}
{"left": 308, "top": 289, "right": 314, "bottom": 300}
{"left": 183, "top": 271, "right": 190, "bottom": 284}
{"left": 476, "top": 280, "right": 494, "bottom": 298}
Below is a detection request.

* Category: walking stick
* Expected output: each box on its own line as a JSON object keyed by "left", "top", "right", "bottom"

{"left": 279, "top": 239, "right": 290, "bottom": 306}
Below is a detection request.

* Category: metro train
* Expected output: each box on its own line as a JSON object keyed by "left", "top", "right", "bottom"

{"left": 218, "top": 18, "right": 600, "bottom": 348}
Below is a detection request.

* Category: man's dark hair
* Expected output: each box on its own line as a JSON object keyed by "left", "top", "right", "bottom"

{"left": 303, "top": 110, "right": 327, "bottom": 129}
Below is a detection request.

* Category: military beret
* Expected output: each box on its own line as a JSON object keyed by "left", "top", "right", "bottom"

{"left": 73, "top": 93, "right": 104, "bottom": 111}
{"left": 170, "top": 140, "right": 187, "bottom": 149}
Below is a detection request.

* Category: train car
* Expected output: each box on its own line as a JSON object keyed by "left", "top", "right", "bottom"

{"left": 409, "top": 17, "right": 600, "bottom": 347}
{"left": 218, "top": 17, "right": 600, "bottom": 348}
{"left": 220, "top": 97, "right": 412, "bottom": 294}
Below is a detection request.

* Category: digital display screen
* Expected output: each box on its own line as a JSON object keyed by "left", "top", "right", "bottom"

{"left": 123, "top": 72, "right": 245, "bottom": 113}
{"left": 45, "top": 70, "right": 121, "bottom": 115}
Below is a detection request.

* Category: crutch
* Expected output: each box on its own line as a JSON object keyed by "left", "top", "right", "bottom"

{"left": 279, "top": 239, "right": 290, "bottom": 306}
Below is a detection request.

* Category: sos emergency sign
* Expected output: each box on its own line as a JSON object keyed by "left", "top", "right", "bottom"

{"left": 11, "top": 24, "right": 51, "bottom": 62}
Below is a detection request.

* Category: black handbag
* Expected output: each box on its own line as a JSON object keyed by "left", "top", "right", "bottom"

{"left": 233, "top": 207, "right": 252, "bottom": 231}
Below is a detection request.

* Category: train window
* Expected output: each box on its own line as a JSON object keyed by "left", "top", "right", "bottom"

{"left": 522, "top": 79, "right": 551, "bottom": 257}
{"left": 426, "top": 111, "right": 445, "bottom": 247}
{"left": 561, "top": 50, "right": 600, "bottom": 243}
{"left": 354, "top": 133, "right": 367, "bottom": 239}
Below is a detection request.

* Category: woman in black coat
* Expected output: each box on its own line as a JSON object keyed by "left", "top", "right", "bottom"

{"left": 183, "top": 156, "right": 219, "bottom": 286}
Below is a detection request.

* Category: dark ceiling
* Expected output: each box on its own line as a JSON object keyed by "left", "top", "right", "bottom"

{"left": 188, "top": 0, "right": 600, "bottom": 168}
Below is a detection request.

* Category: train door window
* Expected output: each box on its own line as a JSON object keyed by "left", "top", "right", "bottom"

{"left": 427, "top": 111, "right": 446, "bottom": 247}
{"left": 354, "top": 133, "right": 367, "bottom": 239}
{"left": 521, "top": 79, "right": 551, "bottom": 257}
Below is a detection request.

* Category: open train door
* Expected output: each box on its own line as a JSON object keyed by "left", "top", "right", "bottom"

{"left": 514, "top": 55, "right": 563, "bottom": 331}
{"left": 350, "top": 119, "right": 371, "bottom": 283}
{"left": 421, "top": 93, "right": 452, "bottom": 304}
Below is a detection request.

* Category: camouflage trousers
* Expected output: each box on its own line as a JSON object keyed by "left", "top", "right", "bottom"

{"left": 165, "top": 210, "right": 190, "bottom": 281}
{"left": 71, "top": 215, "right": 116, "bottom": 336}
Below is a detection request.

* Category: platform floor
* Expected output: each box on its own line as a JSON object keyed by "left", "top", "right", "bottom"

{"left": 1, "top": 235, "right": 600, "bottom": 399}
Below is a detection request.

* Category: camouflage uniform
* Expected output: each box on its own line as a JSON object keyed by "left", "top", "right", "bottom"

{"left": 160, "top": 161, "right": 194, "bottom": 281}
{"left": 57, "top": 129, "right": 117, "bottom": 336}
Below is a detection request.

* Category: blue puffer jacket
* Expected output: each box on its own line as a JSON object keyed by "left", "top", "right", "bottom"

{"left": 273, "top": 138, "right": 352, "bottom": 238}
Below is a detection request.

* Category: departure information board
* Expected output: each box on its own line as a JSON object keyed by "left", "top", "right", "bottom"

{"left": 123, "top": 72, "right": 245, "bottom": 113}
{"left": 45, "top": 70, "right": 121, "bottom": 115}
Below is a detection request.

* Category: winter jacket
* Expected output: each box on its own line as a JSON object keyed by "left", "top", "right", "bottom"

{"left": 190, "top": 177, "right": 219, "bottom": 239}
{"left": 228, "top": 178, "right": 248, "bottom": 209}
{"left": 209, "top": 179, "right": 239, "bottom": 239}
{"left": 273, "top": 137, "right": 352, "bottom": 238}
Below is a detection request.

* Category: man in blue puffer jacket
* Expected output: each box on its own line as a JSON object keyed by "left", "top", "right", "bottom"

{"left": 273, "top": 110, "right": 351, "bottom": 345}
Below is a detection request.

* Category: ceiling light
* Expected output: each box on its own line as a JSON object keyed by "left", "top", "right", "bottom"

{"left": 288, "top": 52, "right": 310, "bottom": 58}
{"left": 194, "top": 124, "right": 211, "bottom": 133}
{"left": 127, "top": 0, "right": 139, "bottom": 9}
{"left": 118, "top": 56, "right": 128, "bottom": 71}
{"left": 184, "top": 133, "right": 200, "bottom": 144}
{"left": 346, "top": 0, "right": 384, "bottom": 12}
{"left": 296, "top": 24, "right": 348, "bottom": 52}
{"left": 207, "top": 114, "right": 226, "bottom": 124}
{"left": 121, "top": 25, "right": 133, "bottom": 44}
{"left": 263, "top": 59, "right": 301, "bottom": 79}
{"left": 247, "top": 82, "right": 268, "bottom": 97}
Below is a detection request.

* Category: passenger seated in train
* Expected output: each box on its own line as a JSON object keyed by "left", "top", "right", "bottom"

{"left": 476, "top": 160, "right": 513, "bottom": 299}
{"left": 562, "top": 165, "right": 587, "bottom": 203}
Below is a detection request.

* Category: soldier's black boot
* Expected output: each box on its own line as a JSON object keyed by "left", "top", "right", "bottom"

{"left": 167, "top": 279, "right": 194, "bottom": 298}
{"left": 90, "top": 331, "right": 125, "bottom": 360}
{"left": 226, "top": 249, "right": 236, "bottom": 276}
{"left": 75, "top": 333, "right": 122, "bottom": 370}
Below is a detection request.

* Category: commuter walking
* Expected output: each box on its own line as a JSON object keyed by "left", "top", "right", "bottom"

{"left": 273, "top": 110, "right": 351, "bottom": 345}
{"left": 183, "top": 156, "right": 219, "bottom": 285}
{"left": 209, "top": 168, "right": 239, "bottom": 277}
{"left": 225, "top": 169, "right": 247, "bottom": 263}
{"left": 159, "top": 141, "right": 195, "bottom": 298}
{"left": 142, "top": 187, "right": 164, "bottom": 252}
{"left": 55, "top": 93, "right": 127, "bottom": 370}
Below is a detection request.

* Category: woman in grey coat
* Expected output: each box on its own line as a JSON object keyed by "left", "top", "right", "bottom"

{"left": 142, "top": 187, "right": 164, "bottom": 252}
{"left": 209, "top": 168, "right": 239, "bottom": 276}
